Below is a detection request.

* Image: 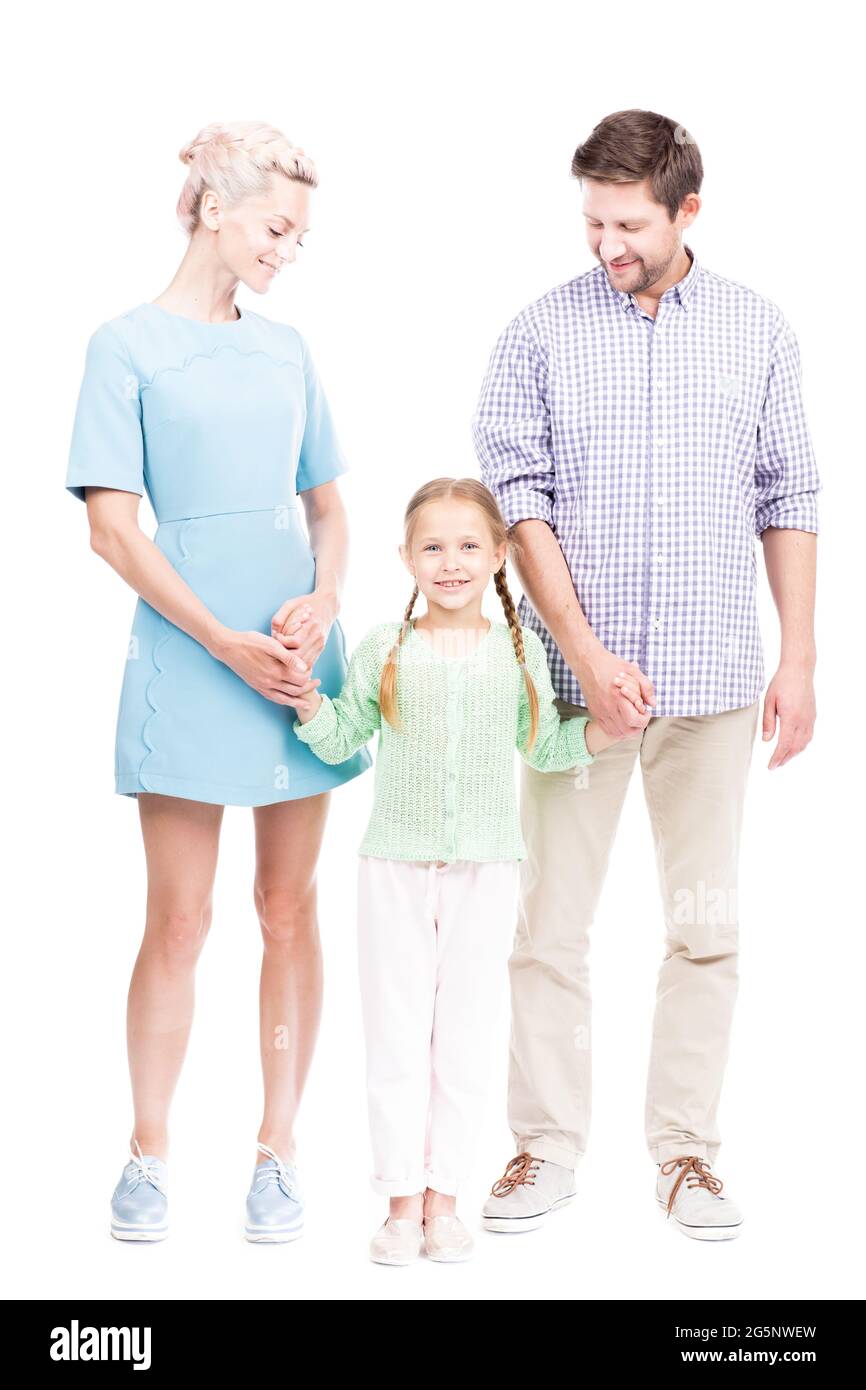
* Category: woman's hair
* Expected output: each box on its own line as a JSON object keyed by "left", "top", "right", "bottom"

{"left": 570, "top": 109, "right": 703, "bottom": 220}
{"left": 379, "top": 478, "right": 541, "bottom": 752}
{"left": 176, "top": 121, "right": 318, "bottom": 236}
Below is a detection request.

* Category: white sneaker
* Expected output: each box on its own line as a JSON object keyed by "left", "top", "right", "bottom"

{"left": 656, "top": 1155, "right": 744, "bottom": 1241}
{"left": 423, "top": 1214, "right": 474, "bottom": 1262}
{"left": 481, "top": 1152, "right": 577, "bottom": 1233}
{"left": 369, "top": 1216, "right": 424, "bottom": 1265}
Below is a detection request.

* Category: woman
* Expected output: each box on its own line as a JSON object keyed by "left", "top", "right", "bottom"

{"left": 65, "top": 121, "right": 371, "bottom": 1243}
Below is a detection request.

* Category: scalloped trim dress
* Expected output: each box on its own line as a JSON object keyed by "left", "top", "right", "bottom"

{"left": 65, "top": 301, "right": 372, "bottom": 805}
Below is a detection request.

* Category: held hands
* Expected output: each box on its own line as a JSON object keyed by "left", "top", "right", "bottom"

{"left": 285, "top": 606, "right": 324, "bottom": 722}
{"left": 581, "top": 650, "right": 655, "bottom": 755}
{"left": 611, "top": 668, "right": 650, "bottom": 717}
{"left": 213, "top": 623, "right": 322, "bottom": 706}
{"left": 271, "top": 588, "right": 335, "bottom": 670}
{"left": 269, "top": 588, "right": 338, "bottom": 717}
{"left": 212, "top": 589, "right": 336, "bottom": 708}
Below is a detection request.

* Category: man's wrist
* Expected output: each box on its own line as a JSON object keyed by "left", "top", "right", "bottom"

{"left": 562, "top": 625, "right": 602, "bottom": 667}
{"left": 778, "top": 644, "right": 817, "bottom": 673}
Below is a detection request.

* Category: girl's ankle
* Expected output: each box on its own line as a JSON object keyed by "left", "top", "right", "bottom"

{"left": 389, "top": 1195, "right": 424, "bottom": 1221}
{"left": 423, "top": 1187, "right": 457, "bottom": 1219}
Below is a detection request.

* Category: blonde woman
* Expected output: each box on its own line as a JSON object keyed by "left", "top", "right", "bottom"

{"left": 65, "top": 122, "right": 371, "bottom": 1243}
{"left": 291, "top": 478, "right": 645, "bottom": 1263}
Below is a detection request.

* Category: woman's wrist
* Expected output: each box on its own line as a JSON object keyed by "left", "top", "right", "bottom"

{"left": 315, "top": 578, "right": 340, "bottom": 621}
{"left": 203, "top": 621, "right": 234, "bottom": 662}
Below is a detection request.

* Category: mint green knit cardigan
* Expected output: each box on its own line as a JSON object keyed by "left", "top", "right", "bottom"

{"left": 292, "top": 617, "right": 595, "bottom": 863}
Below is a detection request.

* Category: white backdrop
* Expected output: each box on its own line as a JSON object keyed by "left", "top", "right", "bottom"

{"left": 3, "top": 0, "right": 862, "bottom": 1302}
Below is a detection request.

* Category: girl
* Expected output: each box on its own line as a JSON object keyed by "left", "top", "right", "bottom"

{"left": 291, "top": 478, "right": 645, "bottom": 1263}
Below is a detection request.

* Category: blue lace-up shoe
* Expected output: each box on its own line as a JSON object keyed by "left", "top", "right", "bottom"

{"left": 244, "top": 1141, "right": 304, "bottom": 1243}
{"left": 110, "top": 1140, "right": 169, "bottom": 1241}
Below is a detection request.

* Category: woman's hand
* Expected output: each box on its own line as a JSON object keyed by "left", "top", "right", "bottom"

{"left": 270, "top": 587, "right": 338, "bottom": 672}
{"left": 213, "top": 628, "right": 321, "bottom": 706}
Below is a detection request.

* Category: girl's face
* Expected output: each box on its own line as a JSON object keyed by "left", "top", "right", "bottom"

{"left": 400, "top": 499, "right": 506, "bottom": 612}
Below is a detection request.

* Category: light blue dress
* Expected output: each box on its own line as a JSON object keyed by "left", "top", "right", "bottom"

{"left": 65, "top": 301, "right": 373, "bottom": 805}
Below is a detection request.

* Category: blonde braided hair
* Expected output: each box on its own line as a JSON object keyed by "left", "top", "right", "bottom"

{"left": 176, "top": 120, "right": 318, "bottom": 236}
{"left": 378, "top": 478, "right": 540, "bottom": 752}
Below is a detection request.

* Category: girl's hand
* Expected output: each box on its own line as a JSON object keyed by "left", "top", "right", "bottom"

{"left": 585, "top": 698, "right": 652, "bottom": 753}
{"left": 270, "top": 589, "right": 337, "bottom": 674}
{"left": 612, "top": 669, "right": 648, "bottom": 715}
{"left": 575, "top": 641, "right": 655, "bottom": 738}
{"left": 294, "top": 689, "right": 324, "bottom": 723}
{"left": 585, "top": 673, "right": 653, "bottom": 752}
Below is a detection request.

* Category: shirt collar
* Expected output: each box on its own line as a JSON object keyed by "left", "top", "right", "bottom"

{"left": 605, "top": 241, "right": 700, "bottom": 315}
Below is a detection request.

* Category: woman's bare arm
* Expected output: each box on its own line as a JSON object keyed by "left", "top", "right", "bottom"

{"left": 84, "top": 486, "right": 318, "bottom": 704}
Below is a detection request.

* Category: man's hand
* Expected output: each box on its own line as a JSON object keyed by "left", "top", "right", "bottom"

{"left": 761, "top": 661, "right": 816, "bottom": 769}
{"left": 575, "top": 639, "right": 655, "bottom": 738}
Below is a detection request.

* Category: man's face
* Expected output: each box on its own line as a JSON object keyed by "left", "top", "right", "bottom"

{"left": 582, "top": 177, "right": 692, "bottom": 295}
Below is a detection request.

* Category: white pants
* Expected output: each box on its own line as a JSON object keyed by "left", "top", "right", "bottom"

{"left": 356, "top": 855, "right": 520, "bottom": 1196}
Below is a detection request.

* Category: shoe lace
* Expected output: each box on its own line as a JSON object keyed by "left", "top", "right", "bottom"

{"left": 490, "top": 1152, "right": 541, "bottom": 1197}
{"left": 126, "top": 1138, "right": 166, "bottom": 1195}
{"left": 253, "top": 1142, "right": 299, "bottom": 1200}
{"left": 659, "top": 1155, "right": 723, "bottom": 1217}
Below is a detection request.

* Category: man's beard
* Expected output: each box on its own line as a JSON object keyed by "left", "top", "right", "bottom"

{"left": 604, "top": 247, "right": 682, "bottom": 294}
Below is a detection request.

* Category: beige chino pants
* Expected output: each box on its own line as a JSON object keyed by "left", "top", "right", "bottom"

{"left": 507, "top": 697, "right": 760, "bottom": 1169}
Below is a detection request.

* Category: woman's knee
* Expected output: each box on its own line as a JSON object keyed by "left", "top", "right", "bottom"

{"left": 146, "top": 899, "right": 213, "bottom": 962}
{"left": 254, "top": 882, "right": 317, "bottom": 948}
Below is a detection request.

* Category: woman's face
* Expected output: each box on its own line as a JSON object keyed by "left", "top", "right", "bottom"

{"left": 202, "top": 171, "right": 312, "bottom": 294}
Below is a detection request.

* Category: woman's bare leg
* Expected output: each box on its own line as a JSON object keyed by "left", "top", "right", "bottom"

{"left": 128, "top": 793, "right": 224, "bottom": 1159}
{"left": 252, "top": 791, "right": 330, "bottom": 1165}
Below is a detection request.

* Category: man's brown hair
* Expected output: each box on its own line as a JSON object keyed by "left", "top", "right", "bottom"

{"left": 571, "top": 109, "right": 703, "bottom": 220}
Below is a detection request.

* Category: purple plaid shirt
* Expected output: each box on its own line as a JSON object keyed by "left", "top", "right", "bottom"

{"left": 471, "top": 244, "right": 821, "bottom": 717}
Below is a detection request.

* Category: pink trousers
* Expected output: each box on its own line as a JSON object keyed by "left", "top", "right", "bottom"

{"left": 356, "top": 855, "right": 520, "bottom": 1196}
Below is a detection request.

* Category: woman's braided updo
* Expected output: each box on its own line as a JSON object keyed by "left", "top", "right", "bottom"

{"left": 176, "top": 120, "right": 318, "bottom": 236}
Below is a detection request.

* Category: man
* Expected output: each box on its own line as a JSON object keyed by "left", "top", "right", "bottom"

{"left": 471, "top": 109, "right": 819, "bottom": 1241}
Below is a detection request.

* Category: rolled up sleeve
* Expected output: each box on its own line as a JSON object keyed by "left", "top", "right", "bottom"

{"left": 754, "top": 312, "right": 821, "bottom": 537}
{"left": 471, "top": 315, "right": 556, "bottom": 532}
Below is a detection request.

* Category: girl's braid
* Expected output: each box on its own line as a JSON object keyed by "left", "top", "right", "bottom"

{"left": 378, "top": 583, "right": 420, "bottom": 730}
{"left": 494, "top": 562, "right": 526, "bottom": 666}
{"left": 494, "top": 561, "right": 539, "bottom": 751}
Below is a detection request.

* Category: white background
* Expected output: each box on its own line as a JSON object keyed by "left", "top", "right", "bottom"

{"left": 3, "top": 0, "right": 862, "bottom": 1302}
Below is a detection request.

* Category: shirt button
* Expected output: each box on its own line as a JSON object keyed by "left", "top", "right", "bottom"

{"left": 656, "top": 495, "right": 665, "bottom": 507}
{"left": 656, "top": 553, "right": 664, "bottom": 563}
{"left": 653, "top": 618, "right": 662, "bottom": 629}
